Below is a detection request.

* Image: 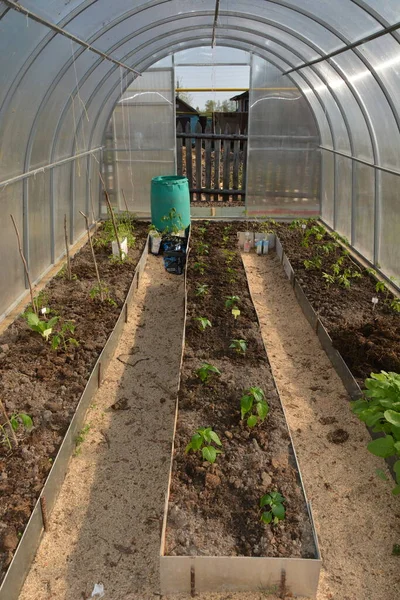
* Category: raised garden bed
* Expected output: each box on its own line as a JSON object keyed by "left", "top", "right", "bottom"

{"left": 160, "top": 222, "right": 321, "bottom": 597}
{"left": 0, "top": 220, "right": 149, "bottom": 599}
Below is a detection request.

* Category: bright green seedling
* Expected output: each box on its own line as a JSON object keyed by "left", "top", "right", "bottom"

{"left": 241, "top": 387, "right": 269, "bottom": 428}
{"left": 391, "top": 298, "right": 400, "bottom": 313}
{"left": 52, "top": 321, "right": 79, "bottom": 351}
{"left": 25, "top": 313, "right": 59, "bottom": 341}
{"left": 304, "top": 256, "right": 322, "bottom": 270}
{"left": 260, "top": 491, "right": 286, "bottom": 524}
{"left": 195, "top": 284, "right": 209, "bottom": 297}
{"left": 352, "top": 371, "right": 400, "bottom": 495}
{"left": 196, "top": 363, "right": 221, "bottom": 384}
{"left": 10, "top": 413, "right": 33, "bottom": 433}
{"left": 196, "top": 241, "right": 209, "bottom": 255}
{"left": 185, "top": 427, "right": 222, "bottom": 464}
{"left": 89, "top": 282, "right": 117, "bottom": 307}
{"left": 230, "top": 339, "right": 247, "bottom": 354}
{"left": 197, "top": 226, "right": 207, "bottom": 237}
{"left": 194, "top": 261, "right": 207, "bottom": 275}
{"left": 225, "top": 296, "right": 240, "bottom": 309}
{"left": 222, "top": 249, "right": 236, "bottom": 264}
{"left": 194, "top": 317, "right": 212, "bottom": 331}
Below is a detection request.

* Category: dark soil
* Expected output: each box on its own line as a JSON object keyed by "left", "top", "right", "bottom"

{"left": 166, "top": 222, "right": 317, "bottom": 559}
{"left": 0, "top": 221, "right": 148, "bottom": 582}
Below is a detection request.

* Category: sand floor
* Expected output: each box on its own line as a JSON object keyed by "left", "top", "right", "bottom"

{"left": 19, "top": 252, "right": 400, "bottom": 600}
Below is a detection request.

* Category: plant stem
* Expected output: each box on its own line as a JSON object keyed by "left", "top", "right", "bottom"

{"left": 121, "top": 188, "right": 129, "bottom": 213}
{"left": 98, "top": 172, "right": 123, "bottom": 260}
{"left": 79, "top": 211, "right": 104, "bottom": 302}
{"left": 10, "top": 214, "right": 37, "bottom": 315}
{"left": 64, "top": 214, "right": 72, "bottom": 281}
{"left": 0, "top": 398, "right": 18, "bottom": 447}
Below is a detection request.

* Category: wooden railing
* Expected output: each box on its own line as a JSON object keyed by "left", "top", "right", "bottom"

{"left": 176, "top": 122, "right": 247, "bottom": 203}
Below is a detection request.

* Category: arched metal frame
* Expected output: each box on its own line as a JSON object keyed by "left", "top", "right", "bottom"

{"left": 0, "top": 0, "right": 399, "bottom": 317}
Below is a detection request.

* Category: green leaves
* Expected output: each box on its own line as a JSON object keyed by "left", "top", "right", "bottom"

{"left": 225, "top": 295, "right": 240, "bottom": 309}
{"left": 194, "top": 317, "right": 212, "bottom": 331}
{"left": 240, "top": 387, "right": 269, "bottom": 428}
{"left": 367, "top": 436, "right": 395, "bottom": 458}
{"left": 384, "top": 410, "right": 400, "bottom": 428}
{"left": 229, "top": 339, "right": 247, "bottom": 354}
{"left": 185, "top": 427, "right": 223, "bottom": 464}
{"left": 260, "top": 492, "right": 286, "bottom": 525}
{"left": 195, "top": 363, "right": 221, "bottom": 384}
{"left": 195, "top": 284, "right": 209, "bottom": 297}
{"left": 10, "top": 413, "right": 33, "bottom": 433}
{"left": 25, "top": 312, "right": 60, "bottom": 340}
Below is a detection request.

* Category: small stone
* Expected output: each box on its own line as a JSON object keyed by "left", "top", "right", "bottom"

{"left": 278, "top": 545, "right": 286, "bottom": 554}
{"left": 1, "top": 344, "right": 9, "bottom": 353}
{"left": 225, "top": 431, "right": 233, "bottom": 439}
{"left": 42, "top": 410, "right": 53, "bottom": 424}
{"left": 205, "top": 473, "right": 221, "bottom": 489}
{"left": 261, "top": 472, "right": 272, "bottom": 487}
{"left": 0, "top": 353, "right": 5, "bottom": 361}
{"left": 252, "top": 438, "right": 261, "bottom": 452}
{"left": 0, "top": 528, "right": 18, "bottom": 552}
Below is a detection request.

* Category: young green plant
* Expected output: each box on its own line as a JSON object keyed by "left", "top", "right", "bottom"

{"left": 194, "top": 317, "right": 212, "bottom": 331}
{"left": 185, "top": 427, "right": 222, "bottom": 464}
{"left": 241, "top": 386, "right": 269, "bottom": 427}
{"left": 260, "top": 491, "right": 286, "bottom": 524}
{"left": 196, "top": 363, "right": 221, "bottom": 384}
{"left": 195, "top": 284, "right": 209, "bottom": 297}
{"left": 230, "top": 339, "right": 247, "bottom": 354}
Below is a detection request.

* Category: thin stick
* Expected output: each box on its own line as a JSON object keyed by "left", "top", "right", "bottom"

{"left": 89, "top": 177, "right": 97, "bottom": 231}
{"left": 10, "top": 214, "right": 37, "bottom": 315}
{"left": 121, "top": 188, "right": 129, "bottom": 213}
{"left": 64, "top": 214, "right": 72, "bottom": 280}
{"left": 98, "top": 172, "right": 123, "bottom": 260}
{"left": 79, "top": 211, "right": 103, "bottom": 301}
{"left": 0, "top": 398, "right": 18, "bottom": 447}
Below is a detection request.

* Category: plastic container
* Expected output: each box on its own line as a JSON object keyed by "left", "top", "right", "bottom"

{"left": 150, "top": 233, "right": 162, "bottom": 255}
{"left": 262, "top": 240, "right": 270, "bottom": 254}
{"left": 255, "top": 240, "right": 263, "bottom": 255}
{"left": 112, "top": 237, "right": 128, "bottom": 259}
{"left": 150, "top": 176, "right": 190, "bottom": 232}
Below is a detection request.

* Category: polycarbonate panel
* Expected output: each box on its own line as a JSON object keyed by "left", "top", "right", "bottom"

{"left": 333, "top": 52, "right": 400, "bottom": 169}
{"left": 53, "top": 163, "right": 72, "bottom": 260}
{"left": 379, "top": 172, "right": 400, "bottom": 280}
{"left": 321, "top": 150, "right": 334, "bottom": 226}
{"left": 28, "top": 171, "right": 51, "bottom": 282}
{"left": 290, "top": 73, "right": 333, "bottom": 148}
{"left": 335, "top": 155, "right": 352, "bottom": 242}
{"left": 362, "top": 0, "right": 400, "bottom": 23}
{"left": 174, "top": 46, "right": 250, "bottom": 65}
{"left": 353, "top": 163, "right": 375, "bottom": 262}
{"left": 0, "top": 182, "right": 26, "bottom": 317}
{"left": 247, "top": 56, "right": 320, "bottom": 217}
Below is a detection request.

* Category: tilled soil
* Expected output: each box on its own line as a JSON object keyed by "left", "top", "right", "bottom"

{"left": 0, "top": 221, "right": 148, "bottom": 582}
{"left": 166, "top": 222, "right": 317, "bottom": 559}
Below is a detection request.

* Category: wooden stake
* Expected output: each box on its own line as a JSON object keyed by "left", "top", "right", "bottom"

{"left": 121, "top": 188, "right": 129, "bottom": 213}
{"left": 64, "top": 214, "right": 72, "bottom": 281}
{"left": 98, "top": 172, "right": 123, "bottom": 260}
{"left": 40, "top": 496, "right": 49, "bottom": 532}
{"left": 79, "top": 211, "right": 104, "bottom": 301}
{"left": 0, "top": 398, "right": 18, "bottom": 447}
{"left": 89, "top": 177, "right": 97, "bottom": 232}
{"left": 10, "top": 214, "right": 37, "bottom": 315}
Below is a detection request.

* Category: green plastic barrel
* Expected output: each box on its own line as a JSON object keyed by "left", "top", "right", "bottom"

{"left": 151, "top": 175, "right": 190, "bottom": 233}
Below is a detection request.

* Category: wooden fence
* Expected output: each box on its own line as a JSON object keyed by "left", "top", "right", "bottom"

{"left": 176, "top": 122, "right": 247, "bottom": 203}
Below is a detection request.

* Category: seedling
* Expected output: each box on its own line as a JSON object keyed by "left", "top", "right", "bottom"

{"left": 197, "top": 226, "right": 207, "bottom": 237}
{"left": 289, "top": 218, "right": 309, "bottom": 230}
{"left": 1, "top": 411, "right": 33, "bottom": 450}
{"left": 392, "top": 544, "right": 400, "bottom": 556}
{"left": 260, "top": 491, "right": 286, "bottom": 524}
{"left": 226, "top": 267, "right": 237, "bottom": 284}
{"left": 304, "top": 256, "right": 322, "bottom": 270}
{"left": 185, "top": 427, "right": 222, "bottom": 464}
{"left": 196, "top": 241, "right": 209, "bottom": 255}
{"left": 352, "top": 371, "right": 400, "bottom": 495}
{"left": 376, "top": 280, "right": 386, "bottom": 294}
{"left": 194, "top": 261, "right": 207, "bottom": 275}
{"left": 52, "top": 321, "right": 79, "bottom": 351}
{"left": 25, "top": 313, "right": 59, "bottom": 341}
{"left": 241, "top": 387, "right": 269, "bottom": 427}
{"left": 225, "top": 296, "right": 240, "bottom": 309}
{"left": 196, "top": 363, "right": 221, "bottom": 384}
{"left": 222, "top": 249, "right": 236, "bottom": 264}
{"left": 195, "top": 284, "right": 209, "bottom": 297}
{"left": 230, "top": 339, "right": 247, "bottom": 354}
{"left": 391, "top": 298, "right": 400, "bottom": 313}
{"left": 90, "top": 282, "right": 117, "bottom": 307}
{"left": 161, "top": 208, "right": 184, "bottom": 236}
{"left": 194, "top": 317, "right": 212, "bottom": 331}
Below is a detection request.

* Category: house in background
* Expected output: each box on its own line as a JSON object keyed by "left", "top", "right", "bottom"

{"left": 230, "top": 90, "right": 249, "bottom": 112}
{"left": 176, "top": 96, "right": 200, "bottom": 131}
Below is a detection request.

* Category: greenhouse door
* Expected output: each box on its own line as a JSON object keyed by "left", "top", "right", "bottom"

{"left": 107, "top": 67, "right": 176, "bottom": 216}
{"left": 246, "top": 55, "right": 320, "bottom": 219}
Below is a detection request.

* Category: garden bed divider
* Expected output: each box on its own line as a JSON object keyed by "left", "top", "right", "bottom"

{"left": 0, "top": 236, "right": 150, "bottom": 600}
{"left": 160, "top": 233, "right": 322, "bottom": 599}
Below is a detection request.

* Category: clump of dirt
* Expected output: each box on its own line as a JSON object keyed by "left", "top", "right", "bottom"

{"left": 165, "top": 222, "right": 317, "bottom": 560}
{"left": 0, "top": 221, "right": 148, "bottom": 583}
{"left": 327, "top": 429, "right": 349, "bottom": 444}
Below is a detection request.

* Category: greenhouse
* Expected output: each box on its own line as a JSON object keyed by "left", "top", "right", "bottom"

{"left": 0, "top": 2, "right": 400, "bottom": 599}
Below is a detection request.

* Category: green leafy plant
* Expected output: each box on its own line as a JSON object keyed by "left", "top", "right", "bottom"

{"left": 390, "top": 298, "right": 400, "bottom": 313}
{"left": 185, "top": 427, "right": 222, "bottom": 463}
{"left": 195, "top": 363, "right": 221, "bottom": 384}
{"left": 225, "top": 296, "right": 240, "bottom": 309}
{"left": 229, "top": 339, "right": 247, "bottom": 354}
{"left": 260, "top": 491, "right": 286, "bottom": 524}
{"left": 161, "top": 208, "right": 184, "bottom": 236}
{"left": 194, "top": 317, "right": 212, "bottom": 331}
{"left": 94, "top": 212, "right": 136, "bottom": 250}
{"left": 322, "top": 252, "right": 362, "bottom": 289}
{"left": 194, "top": 261, "right": 207, "bottom": 275}
{"left": 196, "top": 241, "right": 209, "bottom": 255}
{"left": 89, "top": 282, "right": 117, "bottom": 307}
{"left": 226, "top": 267, "right": 237, "bottom": 284}
{"left": 1, "top": 412, "right": 33, "bottom": 450}
{"left": 25, "top": 313, "right": 59, "bottom": 341}
{"left": 195, "top": 284, "right": 209, "bottom": 297}
{"left": 304, "top": 256, "right": 322, "bottom": 270}
{"left": 51, "top": 321, "right": 79, "bottom": 351}
{"left": 197, "top": 226, "right": 207, "bottom": 237}
{"left": 352, "top": 371, "right": 400, "bottom": 495}
{"left": 301, "top": 224, "right": 325, "bottom": 248}
{"left": 240, "top": 387, "right": 269, "bottom": 427}
{"left": 289, "top": 218, "right": 309, "bottom": 230}
{"left": 222, "top": 249, "right": 236, "bottom": 264}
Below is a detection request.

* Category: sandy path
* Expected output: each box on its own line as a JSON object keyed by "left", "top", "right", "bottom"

{"left": 20, "top": 256, "right": 185, "bottom": 600}
{"left": 242, "top": 252, "right": 400, "bottom": 600}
